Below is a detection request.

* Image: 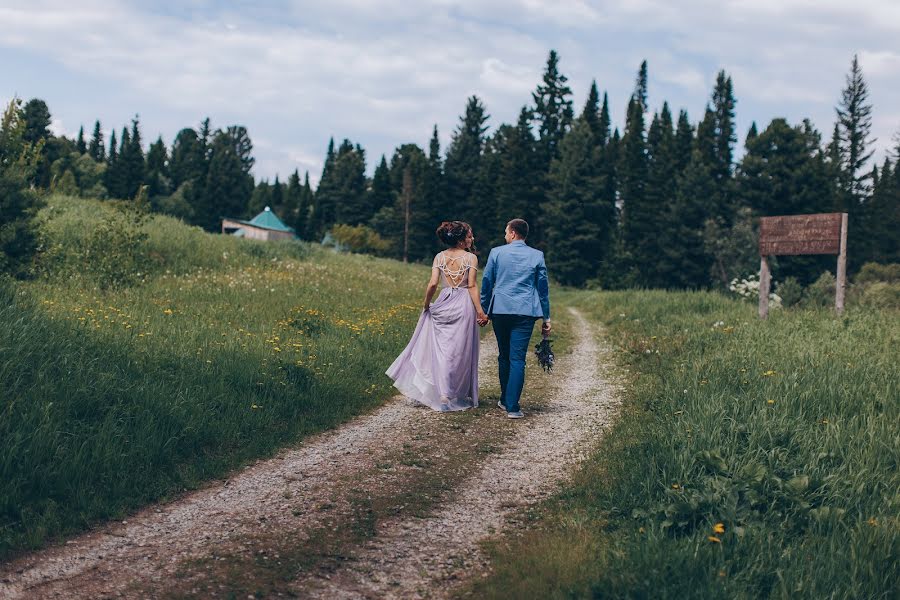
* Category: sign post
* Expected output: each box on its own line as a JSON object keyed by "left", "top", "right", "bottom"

{"left": 758, "top": 213, "right": 848, "bottom": 319}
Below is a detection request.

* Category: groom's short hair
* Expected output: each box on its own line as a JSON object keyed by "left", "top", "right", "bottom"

{"left": 507, "top": 218, "right": 529, "bottom": 240}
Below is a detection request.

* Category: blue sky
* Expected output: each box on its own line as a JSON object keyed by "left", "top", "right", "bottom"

{"left": 2, "top": 0, "right": 899, "bottom": 185}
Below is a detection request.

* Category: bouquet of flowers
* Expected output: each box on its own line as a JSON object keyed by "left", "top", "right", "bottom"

{"left": 534, "top": 337, "right": 555, "bottom": 373}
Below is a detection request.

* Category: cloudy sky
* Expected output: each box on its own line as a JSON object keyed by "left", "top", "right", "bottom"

{"left": 2, "top": 0, "right": 899, "bottom": 185}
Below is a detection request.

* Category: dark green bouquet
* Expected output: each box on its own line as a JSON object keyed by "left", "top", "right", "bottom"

{"left": 534, "top": 337, "right": 554, "bottom": 373}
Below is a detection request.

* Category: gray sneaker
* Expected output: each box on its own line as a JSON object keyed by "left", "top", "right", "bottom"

{"left": 507, "top": 411, "right": 525, "bottom": 419}
{"left": 497, "top": 400, "right": 505, "bottom": 410}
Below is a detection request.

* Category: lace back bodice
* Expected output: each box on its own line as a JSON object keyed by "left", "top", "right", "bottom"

{"left": 435, "top": 251, "right": 474, "bottom": 290}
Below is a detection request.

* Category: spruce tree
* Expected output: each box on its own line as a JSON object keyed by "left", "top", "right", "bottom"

{"left": 711, "top": 70, "right": 736, "bottom": 183}
{"left": 444, "top": 96, "right": 489, "bottom": 228}
{"left": 22, "top": 99, "right": 52, "bottom": 187}
{"left": 543, "top": 118, "right": 605, "bottom": 286}
{"left": 76, "top": 126, "right": 87, "bottom": 154}
{"left": 201, "top": 130, "right": 253, "bottom": 231}
{"left": 836, "top": 54, "right": 875, "bottom": 205}
{"left": 423, "top": 125, "right": 446, "bottom": 223}
{"left": 661, "top": 148, "right": 716, "bottom": 288}
{"left": 531, "top": 50, "right": 574, "bottom": 167}
{"left": 369, "top": 155, "right": 394, "bottom": 216}
{"left": 673, "top": 110, "right": 693, "bottom": 173}
{"left": 581, "top": 81, "right": 601, "bottom": 142}
{"left": 618, "top": 64, "right": 650, "bottom": 283}
{"left": 144, "top": 136, "right": 169, "bottom": 199}
{"left": 120, "top": 117, "right": 145, "bottom": 199}
{"left": 88, "top": 120, "right": 104, "bottom": 162}
{"left": 270, "top": 175, "right": 284, "bottom": 217}
{"left": 332, "top": 140, "right": 369, "bottom": 225}
{"left": 644, "top": 103, "right": 677, "bottom": 286}
{"left": 248, "top": 179, "right": 273, "bottom": 217}
{"left": 309, "top": 138, "right": 337, "bottom": 238}
{"left": 496, "top": 107, "right": 542, "bottom": 247}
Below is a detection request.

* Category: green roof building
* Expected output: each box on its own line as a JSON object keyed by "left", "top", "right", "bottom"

{"left": 222, "top": 207, "right": 296, "bottom": 241}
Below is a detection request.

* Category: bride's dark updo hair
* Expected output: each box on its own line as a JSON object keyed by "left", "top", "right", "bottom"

{"left": 436, "top": 221, "right": 471, "bottom": 247}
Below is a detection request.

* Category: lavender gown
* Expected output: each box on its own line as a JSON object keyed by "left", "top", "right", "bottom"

{"left": 386, "top": 252, "right": 480, "bottom": 411}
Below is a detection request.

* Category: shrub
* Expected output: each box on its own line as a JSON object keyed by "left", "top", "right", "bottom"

{"left": 776, "top": 276, "right": 803, "bottom": 307}
{"left": 855, "top": 262, "right": 900, "bottom": 284}
{"left": 728, "top": 273, "right": 782, "bottom": 308}
{"left": 328, "top": 223, "right": 392, "bottom": 256}
{"left": 802, "top": 271, "right": 836, "bottom": 307}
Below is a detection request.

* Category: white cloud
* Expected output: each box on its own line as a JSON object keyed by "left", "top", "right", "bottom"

{"left": 0, "top": 0, "right": 898, "bottom": 179}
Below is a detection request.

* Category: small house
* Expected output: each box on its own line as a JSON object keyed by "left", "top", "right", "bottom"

{"left": 222, "top": 206, "right": 296, "bottom": 241}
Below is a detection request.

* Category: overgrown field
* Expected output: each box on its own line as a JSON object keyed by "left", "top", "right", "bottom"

{"left": 472, "top": 290, "right": 898, "bottom": 599}
{"left": 0, "top": 196, "right": 427, "bottom": 560}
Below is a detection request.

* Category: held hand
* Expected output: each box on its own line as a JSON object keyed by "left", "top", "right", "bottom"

{"left": 541, "top": 320, "right": 552, "bottom": 337}
{"left": 476, "top": 311, "right": 489, "bottom": 327}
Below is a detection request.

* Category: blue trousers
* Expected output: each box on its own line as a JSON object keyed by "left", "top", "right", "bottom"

{"left": 491, "top": 314, "right": 537, "bottom": 413}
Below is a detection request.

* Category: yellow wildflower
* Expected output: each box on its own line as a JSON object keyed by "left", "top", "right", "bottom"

{"left": 713, "top": 523, "right": 725, "bottom": 534}
{"left": 163, "top": 308, "right": 174, "bottom": 315}
{"left": 766, "top": 399, "right": 775, "bottom": 405}
{"left": 708, "top": 536, "right": 721, "bottom": 543}
{"left": 763, "top": 370, "right": 776, "bottom": 377}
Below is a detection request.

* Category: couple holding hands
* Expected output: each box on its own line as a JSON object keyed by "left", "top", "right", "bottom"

{"left": 386, "top": 218, "right": 551, "bottom": 419}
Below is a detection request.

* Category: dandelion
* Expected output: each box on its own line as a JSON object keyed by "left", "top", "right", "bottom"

{"left": 763, "top": 370, "right": 776, "bottom": 377}
{"left": 251, "top": 404, "right": 260, "bottom": 409}
{"left": 708, "top": 536, "right": 722, "bottom": 543}
{"left": 672, "top": 483, "right": 680, "bottom": 489}
{"left": 868, "top": 518, "right": 878, "bottom": 527}
{"left": 163, "top": 308, "right": 174, "bottom": 315}
{"left": 713, "top": 523, "right": 725, "bottom": 534}
{"left": 767, "top": 399, "right": 775, "bottom": 405}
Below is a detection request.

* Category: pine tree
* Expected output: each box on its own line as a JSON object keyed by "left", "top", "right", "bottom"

{"left": 76, "top": 126, "right": 87, "bottom": 154}
{"left": 22, "top": 99, "right": 52, "bottom": 187}
{"left": 644, "top": 103, "right": 677, "bottom": 286}
{"left": 673, "top": 110, "right": 693, "bottom": 173}
{"left": 711, "top": 70, "right": 737, "bottom": 183}
{"left": 284, "top": 170, "right": 302, "bottom": 232}
{"left": 144, "top": 136, "right": 169, "bottom": 199}
{"left": 858, "top": 158, "right": 899, "bottom": 265}
{"left": 0, "top": 99, "right": 43, "bottom": 277}
{"left": 332, "top": 140, "right": 369, "bottom": 225}
{"left": 836, "top": 54, "right": 875, "bottom": 205}
{"left": 746, "top": 121, "right": 758, "bottom": 145}
{"left": 270, "top": 175, "right": 284, "bottom": 217}
{"left": 531, "top": 50, "right": 574, "bottom": 167}
{"left": 120, "top": 117, "right": 145, "bottom": 199}
{"left": 300, "top": 172, "right": 314, "bottom": 238}
{"left": 660, "top": 148, "right": 716, "bottom": 288}
{"left": 248, "top": 179, "right": 273, "bottom": 217}
{"left": 618, "top": 64, "right": 650, "bottom": 283}
{"left": 444, "top": 96, "right": 489, "bottom": 227}
{"left": 581, "top": 81, "right": 601, "bottom": 142}
{"left": 309, "top": 138, "right": 337, "bottom": 238}
{"left": 21, "top": 99, "right": 51, "bottom": 145}
{"left": 201, "top": 129, "right": 254, "bottom": 231}
{"left": 543, "top": 118, "right": 606, "bottom": 286}
{"left": 88, "top": 120, "right": 104, "bottom": 162}
{"left": 369, "top": 155, "right": 394, "bottom": 217}
{"left": 386, "top": 145, "right": 429, "bottom": 261}
{"left": 734, "top": 117, "right": 835, "bottom": 283}
{"left": 496, "top": 107, "right": 542, "bottom": 247}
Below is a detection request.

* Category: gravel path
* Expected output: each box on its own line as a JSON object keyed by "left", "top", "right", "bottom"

{"left": 296, "top": 307, "right": 620, "bottom": 599}
{"left": 0, "top": 308, "right": 620, "bottom": 599}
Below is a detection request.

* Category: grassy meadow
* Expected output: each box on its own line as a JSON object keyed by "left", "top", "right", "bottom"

{"left": 471, "top": 290, "right": 898, "bottom": 599}
{"left": 0, "top": 195, "right": 429, "bottom": 560}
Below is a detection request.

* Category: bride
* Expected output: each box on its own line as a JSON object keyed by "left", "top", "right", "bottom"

{"left": 386, "top": 221, "right": 488, "bottom": 411}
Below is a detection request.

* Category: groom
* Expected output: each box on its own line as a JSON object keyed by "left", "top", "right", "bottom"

{"left": 479, "top": 219, "right": 551, "bottom": 419}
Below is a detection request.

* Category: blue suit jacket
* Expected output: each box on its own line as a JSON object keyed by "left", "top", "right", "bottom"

{"left": 480, "top": 240, "right": 550, "bottom": 320}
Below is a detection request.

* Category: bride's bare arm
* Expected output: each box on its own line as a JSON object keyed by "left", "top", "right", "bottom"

{"left": 423, "top": 259, "right": 440, "bottom": 310}
{"left": 467, "top": 255, "right": 487, "bottom": 320}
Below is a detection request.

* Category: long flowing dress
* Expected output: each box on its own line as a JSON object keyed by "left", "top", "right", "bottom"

{"left": 386, "top": 252, "right": 480, "bottom": 411}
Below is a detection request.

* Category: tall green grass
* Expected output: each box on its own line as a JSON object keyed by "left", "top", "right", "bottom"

{"left": 0, "top": 196, "right": 429, "bottom": 560}
{"left": 473, "top": 290, "right": 898, "bottom": 599}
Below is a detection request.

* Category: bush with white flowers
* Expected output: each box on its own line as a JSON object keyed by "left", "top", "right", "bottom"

{"left": 728, "top": 274, "right": 782, "bottom": 308}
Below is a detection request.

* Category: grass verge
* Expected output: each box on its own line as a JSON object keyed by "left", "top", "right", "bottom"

{"left": 469, "top": 289, "right": 898, "bottom": 599}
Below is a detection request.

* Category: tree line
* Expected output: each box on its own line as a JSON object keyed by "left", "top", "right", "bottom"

{"left": 2, "top": 51, "right": 898, "bottom": 287}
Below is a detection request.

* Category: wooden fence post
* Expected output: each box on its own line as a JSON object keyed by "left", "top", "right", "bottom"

{"left": 759, "top": 255, "right": 770, "bottom": 320}
{"left": 835, "top": 212, "right": 848, "bottom": 315}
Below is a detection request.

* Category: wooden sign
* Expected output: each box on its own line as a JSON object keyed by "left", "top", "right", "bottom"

{"left": 758, "top": 213, "right": 848, "bottom": 319}
{"left": 759, "top": 213, "right": 843, "bottom": 256}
